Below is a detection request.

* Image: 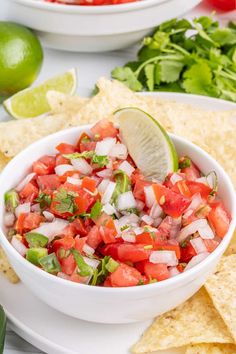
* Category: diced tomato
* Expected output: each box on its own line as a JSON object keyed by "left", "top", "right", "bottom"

{"left": 37, "top": 174, "right": 61, "bottom": 193}
{"left": 203, "top": 239, "right": 219, "bottom": 253}
{"left": 87, "top": 225, "right": 103, "bottom": 249}
{"left": 56, "top": 143, "right": 75, "bottom": 154}
{"left": 172, "top": 180, "right": 192, "bottom": 198}
{"left": 135, "top": 230, "right": 167, "bottom": 246}
{"left": 71, "top": 218, "right": 88, "bottom": 236}
{"left": 207, "top": 201, "right": 231, "bottom": 238}
{"left": 133, "top": 178, "right": 151, "bottom": 202}
{"left": 90, "top": 119, "right": 118, "bottom": 139}
{"left": 59, "top": 254, "right": 76, "bottom": 276}
{"left": 53, "top": 236, "right": 75, "bottom": 252}
{"left": 74, "top": 236, "right": 88, "bottom": 253}
{"left": 101, "top": 243, "right": 151, "bottom": 263}
{"left": 163, "top": 172, "right": 185, "bottom": 189}
{"left": 153, "top": 183, "right": 191, "bottom": 218}
{"left": 55, "top": 154, "right": 70, "bottom": 166}
{"left": 136, "top": 261, "right": 170, "bottom": 281}
{"left": 180, "top": 241, "right": 197, "bottom": 263}
{"left": 81, "top": 177, "right": 97, "bottom": 193}
{"left": 15, "top": 212, "right": 42, "bottom": 234}
{"left": 69, "top": 269, "right": 88, "bottom": 284}
{"left": 103, "top": 276, "right": 112, "bottom": 287}
{"left": 186, "top": 181, "right": 211, "bottom": 200}
{"left": 33, "top": 155, "right": 56, "bottom": 175}
{"left": 181, "top": 160, "right": 200, "bottom": 181}
{"left": 77, "top": 132, "right": 97, "bottom": 153}
{"left": 157, "top": 216, "right": 180, "bottom": 239}
{"left": 19, "top": 182, "right": 39, "bottom": 202}
{"left": 58, "top": 171, "right": 80, "bottom": 183}
{"left": 155, "top": 243, "right": 181, "bottom": 260}
{"left": 109, "top": 263, "right": 143, "bottom": 287}
{"left": 100, "top": 226, "right": 116, "bottom": 244}
{"left": 95, "top": 213, "right": 113, "bottom": 227}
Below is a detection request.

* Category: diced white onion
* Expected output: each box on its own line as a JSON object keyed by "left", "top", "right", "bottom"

{"left": 95, "top": 138, "right": 116, "bottom": 156}
{"left": 150, "top": 250, "right": 178, "bottom": 266}
{"left": 31, "top": 218, "right": 68, "bottom": 242}
{"left": 103, "top": 203, "right": 117, "bottom": 216}
{"left": 141, "top": 214, "right": 154, "bottom": 225}
{"left": 71, "top": 158, "right": 92, "bottom": 175}
{"left": 101, "top": 181, "right": 116, "bottom": 205}
{"left": 83, "top": 257, "right": 100, "bottom": 269}
{"left": 55, "top": 164, "right": 74, "bottom": 176}
{"left": 153, "top": 217, "right": 163, "bottom": 227}
{"left": 122, "top": 233, "right": 136, "bottom": 243}
{"left": 150, "top": 203, "right": 162, "bottom": 219}
{"left": 170, "top": 173, "right": 183, "bottom": 185}
{"left": 15, "top": 172, "right": 36, "bottom": 192}
{"left": 11, "top": 236, "right": 27, "bottom": 256}
{"left": 178, "top": 219, "right": 214, "bottom": 243}
{"left": 109, "top": 143, "right": 128, "bottom": 160}
{"left": 4, "top": 212, "right": 15, "bottom": 227}
{"left": 97, "top": 179, "right": 110, "bottom": 194}
{"left": 144, "top": 186, "right": 156, "bottom": 208}
{"left": 117, "top": 191, "right": 136, "bottom": 211}
{"left": 96, "top": 169, "right": 113, "bottom": 178}
{"left": 115, "top": 214, "right": 139, "bottom": 233}
{"left": 43, "top": 211, "right": 55, "bottom": 222}
{"left": 15, "top": 203, "right": 31, "bottom": 217}
{"left": 31, "top": 203, "right": 41, "bottom": 213}
{"left": 133, "top": 227, "right": 144, "bottom": 235}
{"left": 136, "top": 200, "right": 145, "bottom": 211}
{"left": 184, "top": 252, "right": 210, "bottom": 271}
{"left": 82, "top": 243, "right": 95, "bottom": 256}
{"left": 190, "top": 237, "right": 207, "bottom": 254}
{"left": 169, "top": 266, "right": 180, "bottom": 277}
{"left": 118, "top": 160, "right": 135, "bottom": 177}
{"left": 67, "top": 177, "right": 82, "bottom": 186}
{"left": 206, "top": 172, "right": 217, "bottom": 189}
{"left": 185, "top": 193, "right": 202, "bottom": 213}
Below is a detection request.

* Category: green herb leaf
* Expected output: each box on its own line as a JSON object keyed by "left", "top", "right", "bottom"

{"left": 71, "top": 249, "right": 94, "bottom": 277}
{"left": 92, "top": 155, "right": 109, "bottom": 168}
{"left": 90, "top": 201, "right": 102, "bottom": 220}
{"left": 179, "top": 156, "right": 191, "bottom": 169}
{"left": 35, "top": 192, "right": 52, "bottom": 210}
{"left": 63, "top": 151, "right": 94, "bottom": 160}
{"left": 210, "top": 28, "right": 236, "bottom": 46}
{"left": 159, "top": 60, "right": 184, "bottom": 83}
{"left": 111, "top": 67, "right": 143, "bottom": 91}
{"left": 144, "top": 64, "right": 155, "bottom": 91}
{"left": 55, "top": 188, "right": 77, "bottom": 214}
{"left": 111, "top": 170, "right": 131, "bottom": 204}
{"left": 90, "top": 256, "right": 110, "bottom": 286}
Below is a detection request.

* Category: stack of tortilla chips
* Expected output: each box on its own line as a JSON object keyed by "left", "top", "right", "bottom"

{"left": 0, "top": 78, "right": 236, "bottom": 353}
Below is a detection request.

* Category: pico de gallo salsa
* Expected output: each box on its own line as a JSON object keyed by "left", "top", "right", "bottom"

{"left": 4, "top": 120, "right": 231, "bottom": 287}
{"left": 45, "top": 0, "right": 137, "bottom": 5}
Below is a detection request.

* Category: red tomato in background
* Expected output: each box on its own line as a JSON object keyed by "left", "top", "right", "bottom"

{"left": 109, "top": 263, "right": 143, "bottom": 287}
{"left": 207, "top": 0, "right": 235, "bottom": 11}
{"left": 90, "top": 119, "right": 118, "bottom": 139}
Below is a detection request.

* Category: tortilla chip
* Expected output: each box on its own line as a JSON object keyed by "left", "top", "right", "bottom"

{"left": 205, "top": 255, "right": 236, "bottom": 343}
{"left": 47, "top": 90, "right": 88, "bottom": 115}
{"left": 185, "top": 343, "right": 236, "bottom": 354}
{"left": 132, "top": 288, "right": 233, "bottom": 353}
{"left": 0, "top": 112, "right": 80, "bottom": 158}
{"left": 225, "top": 230, "right": 236, "bottom": 256}
{"left": 0, "top": 246, "right": 19, "bottom": 284}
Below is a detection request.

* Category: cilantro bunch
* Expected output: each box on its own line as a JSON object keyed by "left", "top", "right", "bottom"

{"left": 111, "top": 16, "right": 236, "bottom": 102}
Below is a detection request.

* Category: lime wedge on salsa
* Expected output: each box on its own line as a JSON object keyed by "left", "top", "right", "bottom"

{"left": 115, "top": 107, "right": 178, "bottom": 182}
{"left": 3, "top": 68, "right": 77, "bottom": 119}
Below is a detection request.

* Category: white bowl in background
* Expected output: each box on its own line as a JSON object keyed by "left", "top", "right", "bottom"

{"left": 0, "top": 125, "right": 235, "bottom": 324}
{"left": 6, "top": 0, "right": 202, "bottom": 52}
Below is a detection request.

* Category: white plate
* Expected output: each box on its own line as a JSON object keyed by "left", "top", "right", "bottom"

{"left": 0, "top": 92, "right": 235, "bottom": 354}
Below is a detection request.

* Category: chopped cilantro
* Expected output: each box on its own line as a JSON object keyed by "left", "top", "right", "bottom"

{"left": 180, "top": 240, "right": 187, "bottom": 248}
{"left": 90, "top": 256, "right": 111, "bottom": 286}
{"left": 35, "top": 192, "right": 52, "bottom": 210}
{"left": 90, "top": 201, "right": 102, "bottom": 219}
{"left": 64, "top": 151, "right": 109, "bottom": 168}
{"left": 55, "top": 188, "right": 77, "bottom": 214}
{"left": 71, "top": 249, "right": 94, "bottom": 277}
{"left": 91, "top": 154, "right": 109, "bottom": 168}
{"left": 137, "top": 279, "right": 145, "bottom": 286}
{"left": 120, "top": 225, "right": 130, "bottom": 232}
{"left": 179, "top": 156, "right": 191, "bottom": 169}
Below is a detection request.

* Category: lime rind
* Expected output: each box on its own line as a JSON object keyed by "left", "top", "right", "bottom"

{"left": 115, "top": 107, "right": 178, "bottom": 182}
{"left": 3, "top": 68, "right": 77, "bottom": 120}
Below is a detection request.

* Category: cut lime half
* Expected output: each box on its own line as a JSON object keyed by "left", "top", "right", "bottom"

{"left": 114, "top": 107, "right": 178, "bottom": 182}
{"left": 3, "top": 68, "right": 77, "bottom": 119}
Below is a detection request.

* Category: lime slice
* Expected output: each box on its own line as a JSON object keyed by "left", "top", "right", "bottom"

{"left": 115, "top": 107, "right": 178, "bottom": 182}
{"left": 3, "top": 68, "right": 77, "bottom": 119}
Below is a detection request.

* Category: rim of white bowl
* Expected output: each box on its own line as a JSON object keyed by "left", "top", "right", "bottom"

{"left": 0, "top": 128, "right": 235, "bottom": 294}
{"left": 10, "top": 0, "right": 170, "bottom": 14}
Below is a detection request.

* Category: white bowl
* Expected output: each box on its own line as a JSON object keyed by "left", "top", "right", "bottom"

{"left": 0, "top": 125, "right": 235, "bottom": 324}
{"left": 6, "top": 0, "right": 201, "bottom": 52}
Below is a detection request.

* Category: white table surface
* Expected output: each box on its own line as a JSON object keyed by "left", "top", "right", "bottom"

{"left": 0, "top": 1, "right": 227, "bottom": 353}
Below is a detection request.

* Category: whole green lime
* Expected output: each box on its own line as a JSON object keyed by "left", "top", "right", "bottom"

{"left": 0, "top": 22, "right": 43, "bottom": 98}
